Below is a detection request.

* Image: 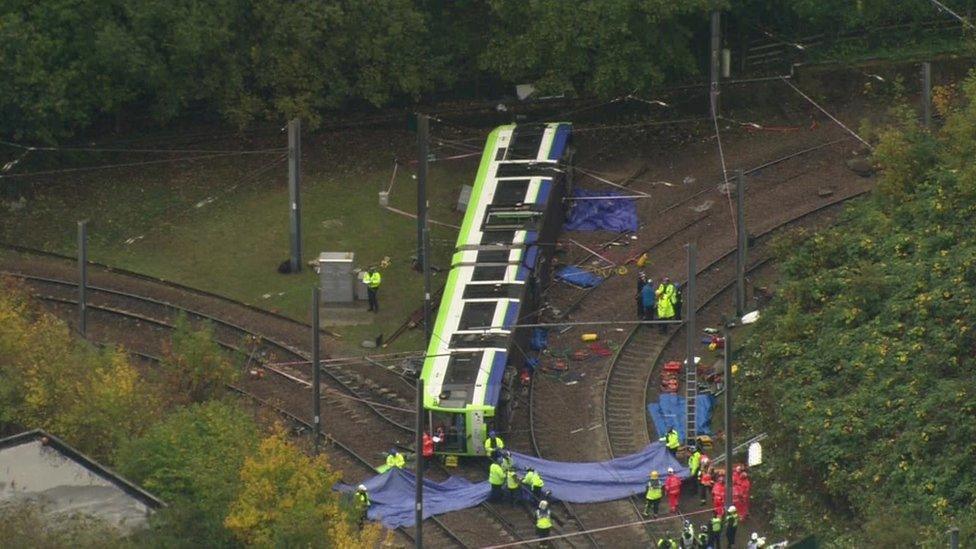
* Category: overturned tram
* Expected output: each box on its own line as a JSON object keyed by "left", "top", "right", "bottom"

{"left": 420, "top": 122, "right": 573, "bottom": 456}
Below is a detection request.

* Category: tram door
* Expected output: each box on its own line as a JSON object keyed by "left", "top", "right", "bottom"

{"left": 429, "top": 411, "right": 466, "bottom": 454}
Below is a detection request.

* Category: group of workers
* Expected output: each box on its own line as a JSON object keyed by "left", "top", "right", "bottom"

{"left": 485, "top": 431, "right": 556, "bottom": 543}
{"left": 637, "top": 272, "right": 680, "bottom": 333}
{"left": 645, "top": 438, "right": 755, "bottom": 548}
{"left": 357, "top": 429, "right": 755, "bottom": 547}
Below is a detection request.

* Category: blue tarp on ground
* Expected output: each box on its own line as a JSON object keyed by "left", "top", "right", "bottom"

{"left": 647, "top": 394, "right": 717, "bottom": 443}
{"left": 337, "top": 469, "right": 489, "bottom": 529}
{"left": 563, "top": 188, "right": 639, "bottom": 232}
{"left": 555, "top": 265, "right": 604, "bottom": 288}
{"left": 336, "top": 443, "right": 688, "bottom": 528}
{"left": 509, "top": 443, "right": 689, "bottom": 503}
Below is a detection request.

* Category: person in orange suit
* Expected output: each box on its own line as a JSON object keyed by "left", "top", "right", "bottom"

{"left": 712, "top": 475, "right": 726, "bottom": 518}
{"left": 734, "top": 469, "right": 751, "bottom": 520}
{"left": 664, "top": 467, "right": 682, "bottom": 513}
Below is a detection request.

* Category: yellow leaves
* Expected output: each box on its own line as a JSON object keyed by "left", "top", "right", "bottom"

{"left": 0, "top": 280, "right": 158, "bottom": 460}
{"left": 225, "top": 429, "right": 377, "bottom": 548}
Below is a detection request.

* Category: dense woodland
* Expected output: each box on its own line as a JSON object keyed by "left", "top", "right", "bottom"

{"left": 739, "top": 79, "right": 976, "bottom": 543}
{"left": 2, "top": 0, "right": 974, "bottom": 141}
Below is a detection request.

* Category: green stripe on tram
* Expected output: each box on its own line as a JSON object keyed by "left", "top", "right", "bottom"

{"left": 421, "top": 126, "right": 507, "bottom": 408}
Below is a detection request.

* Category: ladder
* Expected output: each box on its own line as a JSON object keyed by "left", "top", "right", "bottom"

{"left": 685, "top": 354, "right": 697, "bottom": 445}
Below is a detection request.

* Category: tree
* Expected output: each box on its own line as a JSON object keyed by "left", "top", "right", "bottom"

{"left": 0, "top": 278, "right": 160, "bottom": 461}
{"left": 737, "top": 77, "right": 976, "bottom": 544}
{"left": 480, "top": 0, "right": 713, "bottom": 97}
{"left": 115, "top": 400, "right": 262, "bottom": 547}
{"left": 159, "top": 313, "right": 238, "bottom": 405}
{"left": 224, "top": 430, "right": 385, "bottom": 548}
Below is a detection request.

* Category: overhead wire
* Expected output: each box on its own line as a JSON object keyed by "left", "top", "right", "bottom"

{"left": 778, "top": 77, "right": 873, "bottom": 149}
{"left": 709, "top": 97, "right": 738, "bottom": 236}
{"left": 0, "top": 150, "right": 278, "bottom": 180}
{"left": 0, "top": 139, "right": 286, "bottom": 155}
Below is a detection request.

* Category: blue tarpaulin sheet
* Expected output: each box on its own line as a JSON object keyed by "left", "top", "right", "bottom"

{"left": 555, "top": 265, "right": 603, "bottom": 288}
{"left": 509, "top": 443, "right": 688, "bottom": 503}
{"left": 337, "top": 469, "right": 488, "bottom": 529}
{"left": 531, "top": 328, "right": 549, "bottom": 351}
{"left": 648, "top": 394, "right": 717, "bottom": 443}
{"left": 336, "top": 443, "right": 688, "bottom": 528}
{"left": 563, "top": 188, "right": 639, "bottom": 232}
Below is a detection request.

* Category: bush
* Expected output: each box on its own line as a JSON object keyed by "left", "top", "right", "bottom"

{"left": 738, "top": 76, "right": 976, "bottom": 545}
{"left": 115, "top": 400, "right": 261, "bottom": 547}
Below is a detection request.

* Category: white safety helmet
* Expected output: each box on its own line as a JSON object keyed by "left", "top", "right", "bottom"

{"left": 751, "top": 532, "right": 759, "bottom": 541}
{"left": 357, "top": 484, "right": 367, "bottom": 492}
{"left": 728, "top": 505, "right": 737, "bottom": 513}
{"left": 539, "top": 500, "right": 549, "bottom": 510}
{"left": 667, "top": 467, "right": 674, "bottom": 474}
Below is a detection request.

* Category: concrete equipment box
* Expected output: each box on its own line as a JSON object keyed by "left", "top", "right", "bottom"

{"left": 317, "top": 252, "right": 355, "bottom": 303}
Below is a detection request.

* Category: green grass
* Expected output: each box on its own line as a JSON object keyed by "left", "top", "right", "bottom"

{"left": 0, "top": 129, "right": 479, "bottom": 354}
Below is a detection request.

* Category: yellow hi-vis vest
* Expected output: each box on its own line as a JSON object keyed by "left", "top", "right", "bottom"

{"left": 485, "top": 435, "right": 505, "bottom": 454}
{"left": 505, "top": 469, "right": 519, "bottom": 489}
{"left": 535, "top": 508, "right": 552, "bottom": 529}
{"left": 523, "top": 471, "right": 544, "bottom": 490}
{"left": 646, "top": 479, "right": 663, "bottom": 500}
{"left": 488, "top": 463, "right": 505, "bottom": 486}
{"left": 662, "top": 430, "right": 680, "bottom": 450}
{"left": 363, "top": 271, "right": 382, "bottom": 288}
{"left": 386, "top": 453, "right": 404, "bottom": 469}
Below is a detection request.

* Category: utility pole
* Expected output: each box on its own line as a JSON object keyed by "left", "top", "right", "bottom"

{"left": 414, "top": 110, "right": 430, "bottom": 546}
{"left": 288, "top": 118, "right": 302, "bottom": 273}
{"left": 922, "top": 62, "right": 933, "bottom": 129}
{"left": 684, "top": 243, "right": 698, "bottom": 446}
{"left": 948, "top": 526, "right": 959, "bottom": 549}
{"left": 414, "top": 377, "right": 425, "bottom": 547}
{"left": 416, "top": 114, "right": 429, "bottom": 270}
{"left": 77, "top": 221, "right": 88, "bottom": 338}
{"left": 311, "top": 287, "right": 321, "bottom": 454}
{"left": 423, "top": 226, "right": 433, "bottom": 341}
{"left": 709, "top": 10, "right": 722, "bottom": 118}
{"left": 735, "top": 170, "right": 748, "bottom": 318}
{"left": 724, "top": 324, "right": 734, "bottom": 510}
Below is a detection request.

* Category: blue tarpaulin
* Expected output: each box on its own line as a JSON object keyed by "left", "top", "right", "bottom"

{"left": 563, "top": 188, "right": 639, "bottom": 232}
{"left": 648, "top": 394, "right": 717, "bottom": 443}
{"left": 509, "top": 443, "right": 688, "bottom": 503}
{"left": 337, "top": 469, "right": 489, "bottom": 529}
{"left": 530, "top": 328, "right": 549, "bottom": 351}
{"left": 336, "top": 443, "right": 688, "bottom": 528}
{"left": 555, "top": 265, "right": 603, "bottom": 288}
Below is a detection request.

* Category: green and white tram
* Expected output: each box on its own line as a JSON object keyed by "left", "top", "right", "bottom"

{"left": 420, "top": 122, "right": 573, "bottom": 456}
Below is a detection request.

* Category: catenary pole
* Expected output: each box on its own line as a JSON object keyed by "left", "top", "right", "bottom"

{"left": 288, "top": 118, "right": 303, "bottom": 272}
{"left": 415, "top": 111, "right": 430, "bottom": 549}
{"left": 735, "top": 170, "right": 747, "bottom": 317}
{"left": 417, "top": 114, "right": 429, "bottom": 270}
{"left": 724, "top": 324, "right": 734, "bottom": 510}
{"left": 922, "top": 62, "right": 933, "bottom": 129}
{"left": 710, "top": 10, "right": 722, "bottom": 118}
{"left": 311, "top": 287, "right": 321, "bottom": 454}
{"left": 77, "top": 220, "right": 88, "bottom": 337}
{"left": 949, "top": 526, "right": 959, "bottom": 549}
{"left": 423, "top": 226, "right": 433, "bottom": 341}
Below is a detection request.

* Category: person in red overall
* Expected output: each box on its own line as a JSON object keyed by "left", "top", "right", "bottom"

{"left": 664, "top": 467, "right": 682, "bottom": 513}
{"left": 734, "top": 470, "right": 751, "bottom": 520}
{"left": 422, "top": 432, "right": 435, "bottom": 470}
{"left": 711, "top": 475, "right": 726, "bottom": 518}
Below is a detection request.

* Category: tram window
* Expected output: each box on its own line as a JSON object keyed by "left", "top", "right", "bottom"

{"left": 430, "top": 412, "right": 466, "bottom": 453}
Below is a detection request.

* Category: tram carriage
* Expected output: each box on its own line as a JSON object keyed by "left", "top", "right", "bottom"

{"left": 420, "top": 122, "right": 573, "bottom": 456}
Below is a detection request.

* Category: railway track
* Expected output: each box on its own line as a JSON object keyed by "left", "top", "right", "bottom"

{"left": 1, "top": 265, "right": 529, "bottom": 548}
{"left": 603, "top": 188, "right": 869, "bottom": 459}
{"left": 597, "top": 190, "right": 869, "bottom": 540}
